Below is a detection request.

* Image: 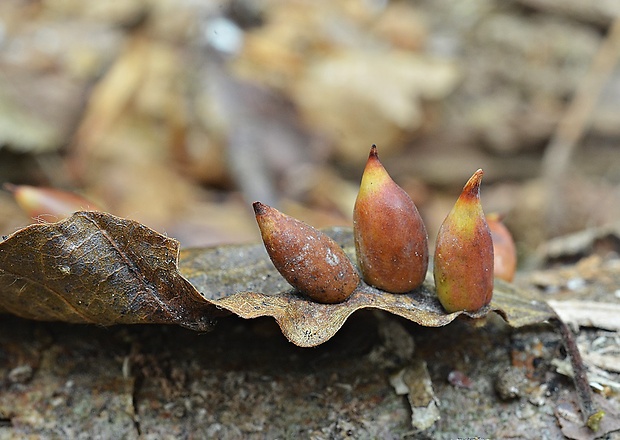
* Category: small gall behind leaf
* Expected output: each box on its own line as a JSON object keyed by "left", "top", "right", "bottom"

{"left": 487, "top": 213, "right": 517, "bottom": 282}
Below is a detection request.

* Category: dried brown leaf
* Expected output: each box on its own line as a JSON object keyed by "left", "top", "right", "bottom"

{"left": 0, "top": 211, "right": 217, "bottom": 331}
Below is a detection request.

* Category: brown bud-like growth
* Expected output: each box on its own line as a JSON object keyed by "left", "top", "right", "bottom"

{"left": 487, "top": 213, "right": 517, "bottom": 282}
{"left": 433, "top": 170, "right": 494, "bottom": 313}
{"left": 353, "top": 145, "right": 428, "bottom": 293}
{"left": 253, "top": 202, "right": 360, "bottom": 304}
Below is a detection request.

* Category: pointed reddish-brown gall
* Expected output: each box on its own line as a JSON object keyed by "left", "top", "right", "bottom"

{"left": 486, "top": 213, "right": 517, "bottom": 282}
{"left": 433, "top": 170, "right": 494, "bottom": 313}
{"left": 353, "top": 145, "right": 428, "bottom": 293}
{"left": 253, "top": 202, "right": 360, "bottom": 304}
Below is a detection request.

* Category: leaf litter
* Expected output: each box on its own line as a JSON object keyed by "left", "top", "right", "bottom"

{"left": 0, "top": 210, "right": 614, "bottom": 434}
{"left": 0, "top": 211, "right": 556, "bottom": 345}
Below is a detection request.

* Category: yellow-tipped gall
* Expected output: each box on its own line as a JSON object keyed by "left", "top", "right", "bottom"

{"left": 353, "top": 145, "right": 428, "bottom": 293}
{"left": 253, "top": 202, "right": 360, "bottom": 304}
{"left": 433, "top": 170, "right": 494, "bottom": 313}
{"left": 487, "top": 213, "right": 517, "bottom": 282}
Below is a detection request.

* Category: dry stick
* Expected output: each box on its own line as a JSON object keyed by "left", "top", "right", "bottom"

{"left": 551, "top": 316, "right": 605, "bottom": 431}
{"left": 542, "top": 17, "right": 620, "bottom": 233}
{"left": 515, "top": 0, "right": 617, "bottom": 28}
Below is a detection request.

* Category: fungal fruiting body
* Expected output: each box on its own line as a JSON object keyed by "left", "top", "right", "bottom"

{"left": 353, "top": 145, "right": 428, "bottom": 293}
{"left": 433, "top": 170, "right": 494, "bottom": 313}
{"left": 253, "top": 202, "right": 359, "bottom": 304}
{"left": 486, "top": 213, "right": 517, "bottom": 282}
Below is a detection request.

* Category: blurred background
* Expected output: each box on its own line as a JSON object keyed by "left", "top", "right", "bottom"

{"left": 1, "top": 0, "right": 619, "bottom": 265}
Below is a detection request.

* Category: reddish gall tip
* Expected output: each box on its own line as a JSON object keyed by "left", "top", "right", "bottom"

{"left": 470, "top": 169, "right": 484, "bottom": 183}
{"left": 369, "top": 144, "right": 378, "bottom": 158}
{"left": 463, "top": 169, "right": 484, "bottom": 198}
{"left": 252, "top": 201, "right": 267, "bottom": 216}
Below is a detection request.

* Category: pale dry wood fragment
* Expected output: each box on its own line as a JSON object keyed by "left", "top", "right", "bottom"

{"left": 547, "top": 300, "right": 620, "bottom": 332}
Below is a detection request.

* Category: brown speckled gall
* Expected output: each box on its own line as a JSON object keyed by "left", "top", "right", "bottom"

{"left": 253, "top": 202, "right": 360, "bottom": 304}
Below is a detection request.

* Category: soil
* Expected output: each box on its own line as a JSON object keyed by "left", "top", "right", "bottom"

{"left": 1, "top": 277, "right": 618, "bottom": 439}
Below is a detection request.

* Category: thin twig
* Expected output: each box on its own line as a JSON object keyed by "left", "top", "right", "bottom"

{"left": 551, "top": 316, "right": 605, "bottom": 431}
{"left": 542, "top": 17, "right": 620, "bottom": 235}
{"left": 542, "top": 17, "right": 620, "bottom": 181}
